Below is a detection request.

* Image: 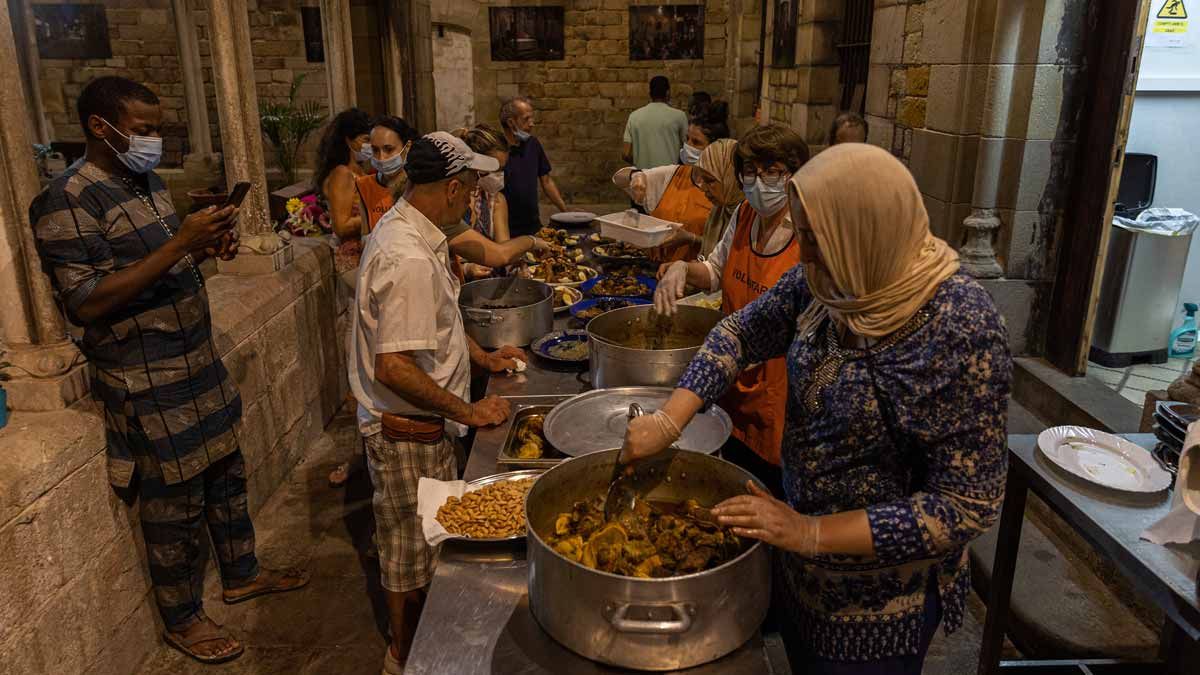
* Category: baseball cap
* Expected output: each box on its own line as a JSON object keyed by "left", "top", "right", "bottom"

{"left": 404, "top": 131, "right": 500, "bottom": 185}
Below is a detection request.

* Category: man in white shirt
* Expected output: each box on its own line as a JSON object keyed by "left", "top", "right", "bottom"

{"left": 348, "top": 131, "right": 525, "bottom": 673}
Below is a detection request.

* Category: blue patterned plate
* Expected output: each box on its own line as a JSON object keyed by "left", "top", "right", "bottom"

{"left": 531, "top": 329, "right": 590, "bottom": 364}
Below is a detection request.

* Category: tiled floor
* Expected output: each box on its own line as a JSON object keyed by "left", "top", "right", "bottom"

{"left": 1087, "top": 357, "right": 1193, "bottom": 406}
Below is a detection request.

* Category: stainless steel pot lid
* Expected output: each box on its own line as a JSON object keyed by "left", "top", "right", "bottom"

{"left": 544, "top": 386, "right": 731, "bottom": 457}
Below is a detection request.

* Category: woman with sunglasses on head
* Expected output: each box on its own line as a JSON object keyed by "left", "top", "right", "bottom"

{"left": 652, "top": 122, "right": 810, "bottom": 496}
{"left": 613, "top": 101, "right": 732, "bottom": 263}
{"left": 625, "top": 143, "right": 1011, "bottom": 674}
{"left": 453, "top": 124, "right": 515, "bottom": 279}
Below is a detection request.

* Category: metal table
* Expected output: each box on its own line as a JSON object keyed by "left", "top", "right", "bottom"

{"left": 405, "top": 361, "right": 780, "bottom": 673}
{"left": 978, "top": 434, "right": 1200, "bottom": 674}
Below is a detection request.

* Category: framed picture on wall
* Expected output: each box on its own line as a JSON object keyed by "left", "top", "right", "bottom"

{"left": 629, "top": 5, "right": 706, "bottom": 61}
{"left": 489, "top": 7, "right": 566, "bottom": 61}
{"left": 771, "top": 0, "right": 798, "bottom": 68}
{"left": 32, "top": 4, "right": 112, "bottom": 60}
{"left": 300, "top": 7, "right": 325, "bottom": 63}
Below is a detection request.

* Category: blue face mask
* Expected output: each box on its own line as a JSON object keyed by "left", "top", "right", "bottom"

{"left": 371, "top": 152, "right": 405, "bottom": 178}
{"left": 354, "top": 144, "right": 372, "bottom": 164}
{"left": 102, "top": 119, "right": 162, "bottom": 174}
{"left": 514, "top": 129, "right": 531, "bottom": 142}
{"left": 742, "top": 175, "right": 789, "bottom": 217}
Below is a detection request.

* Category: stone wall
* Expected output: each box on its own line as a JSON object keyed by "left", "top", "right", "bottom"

{"left": 30, "top": 0, "right": 328, "bottom": 170}
{"left": 865, "top": 0, "right": 1088, "bottom": 354}
{"left": 462, "top": 0, "right": 734, "bottom": 204}
{"left": 432, "top": 24, "right": 476, "bottom": 131}
{"left": 0, "top": 240, "right": 348, "bottom": 674}
{"left": 760, "top": 0, "right": 842, "bottom": 148}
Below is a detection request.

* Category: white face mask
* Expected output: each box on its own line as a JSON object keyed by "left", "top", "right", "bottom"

{"left": 479, "top": 171, "right": 505, "bottom": 194}
{"left": 742, "top": 174, "right": 790, "bottom": 217}
{"left": 680, "top": 143, "right": 702, "bottom": 166}
{"left": 354, "top": 144, "right": 372, "bottom": 164}
{"left": 514, "top": 129, "right": 531, "bottom": 142}
{"left": 371, "top": 152, "right": 405, "bottom": 178}
{"left": 102, "top": 118, "right": 162, "bottom": 174}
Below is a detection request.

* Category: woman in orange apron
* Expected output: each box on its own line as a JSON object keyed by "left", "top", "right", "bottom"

{"left": 356, "top": 116, "right": 417, "bottom": 233}
{"left": 613, "top": 101, "right": 733, "bottom": 262}
{"left": 652, "top": 123, "right": 811, "bottom": 494}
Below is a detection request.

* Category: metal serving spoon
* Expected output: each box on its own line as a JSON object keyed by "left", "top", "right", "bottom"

{"left": 604, "top": 403, "right": 680, "bottom": 522}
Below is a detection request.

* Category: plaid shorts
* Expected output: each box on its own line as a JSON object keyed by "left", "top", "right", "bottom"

{"left": 364, "top": 432, "right": 458, "bottom": 593}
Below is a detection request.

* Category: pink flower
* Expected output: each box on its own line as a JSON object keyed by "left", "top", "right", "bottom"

{"left": 300, "top": 194, "right": 318, "bottom": 205}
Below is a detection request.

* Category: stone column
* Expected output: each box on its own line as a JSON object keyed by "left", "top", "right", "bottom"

{"left": 11, "top": 0, "right": 50, "bottom": 145}
{"left": 320, "top": 0, "right": 356, "bottom": 112}
{"left": 207, "top": 0, "right": 272, "bottom": 235}
{"left": 0, "top": 2, "right": 88, "bottom": 411}
{"left": 960, "top": 209, "right": 1005, "bottom": 278}
{"left": 173, "top": 0, "right": 222, "bottom": 189}
{"left": 382, "top": 0, "right": 436, "bottom": 130}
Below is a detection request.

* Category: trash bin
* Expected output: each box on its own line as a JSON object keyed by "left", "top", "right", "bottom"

{"left": 1090, "top": 208, "right": 1200, "bottom": 367}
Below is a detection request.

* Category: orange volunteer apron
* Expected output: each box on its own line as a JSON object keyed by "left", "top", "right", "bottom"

{"left": 649, "top": 166, "right": 712, "bottom": 263}
{"left": 718, "top": 204, "right": 800, "bottom": 466}
{"left": 355, "top": 173, "right": 395, "bottom": 233}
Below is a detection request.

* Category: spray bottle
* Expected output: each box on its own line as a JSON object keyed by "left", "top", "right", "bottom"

{"left": 1169, "top": 303, "right": 1198, "bottom": 358}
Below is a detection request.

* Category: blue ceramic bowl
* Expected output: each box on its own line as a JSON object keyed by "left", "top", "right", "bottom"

{"left": 569, "top": 296, "right": 650, "bottom": 319}
{"left": 579, "top": 274, "right": 657, "bottom": 298}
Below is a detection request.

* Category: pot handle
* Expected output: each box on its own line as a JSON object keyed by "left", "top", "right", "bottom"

{"left": 607, "top": 602, "right": 693, "bottom": 634}
{"left": 462, "top": 307, "right": 500, "bottom": 325}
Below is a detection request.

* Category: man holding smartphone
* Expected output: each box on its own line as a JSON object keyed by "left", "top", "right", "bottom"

{"left": 29, "top": 76, "right": 308, "bottom": 665}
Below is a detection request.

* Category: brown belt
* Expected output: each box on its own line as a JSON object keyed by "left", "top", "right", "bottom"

{"left": 381, "top": 413, "right": 445, "bottom": 444}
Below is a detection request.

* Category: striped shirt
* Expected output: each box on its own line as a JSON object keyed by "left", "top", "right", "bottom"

{"left": 30, "top": 160, "right": 241, "bottom": 487}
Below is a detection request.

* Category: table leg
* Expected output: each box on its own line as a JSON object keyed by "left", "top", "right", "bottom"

{"left": 1159, "top": 620, "right": 1200, "bottom": 675}
{"left": 977, "top": 465, "right": 1029, "bottom": 675}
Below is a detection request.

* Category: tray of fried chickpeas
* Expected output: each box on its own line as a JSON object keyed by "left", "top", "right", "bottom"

{"left": 419, "top": 470, "right": 543, "bottom": 543}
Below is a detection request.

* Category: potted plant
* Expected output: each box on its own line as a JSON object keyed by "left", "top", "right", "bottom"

{"left": 259, "top": 73, "right": 327, "bottom": 186}
{"left": 0, "top": 351, "right": 12, "bottom": 430}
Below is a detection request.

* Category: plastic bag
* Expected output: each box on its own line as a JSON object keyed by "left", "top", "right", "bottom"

{"left": 1113, "top": 207, "right": 1200, "bottom": 236}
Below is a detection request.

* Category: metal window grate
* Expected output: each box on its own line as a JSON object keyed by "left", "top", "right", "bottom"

{"left": 836, "top": 0, "right": 874, "bottom": 112}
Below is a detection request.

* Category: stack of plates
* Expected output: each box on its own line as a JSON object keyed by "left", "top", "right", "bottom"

{"left": 1152, "top": 401, "right": 1199, "bottom": 474}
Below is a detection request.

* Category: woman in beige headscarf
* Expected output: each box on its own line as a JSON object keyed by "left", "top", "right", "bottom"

{"left": 623, "top": 144, "right": 1013, "bottom": 674}
{"left": 694, "top": 138, "right": 744, "bottom": 254}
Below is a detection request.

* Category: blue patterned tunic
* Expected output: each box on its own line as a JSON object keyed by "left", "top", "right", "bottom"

{"left": 678, "top": 267, "right": 1011, "bottom": 661}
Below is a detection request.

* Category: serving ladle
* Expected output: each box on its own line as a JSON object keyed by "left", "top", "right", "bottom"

{"left": 604, "top": 403, "right": 681, "bottom": 522}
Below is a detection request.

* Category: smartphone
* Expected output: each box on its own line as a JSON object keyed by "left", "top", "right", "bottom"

{"left": 223, "top": 181, "right": 252, "bottom": 209}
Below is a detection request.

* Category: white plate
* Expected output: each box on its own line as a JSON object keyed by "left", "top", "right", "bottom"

{"left": 524, "top": 264, "right": 598, "bottom": 288}
{"left": 550, "top": 211, "right": 597, "bottom": 226}
{"left": 552, "top": 286, "right": 582, "bottom": 314}
{"left": 1037, "top": 426, "right": 1173, "bottom": 493}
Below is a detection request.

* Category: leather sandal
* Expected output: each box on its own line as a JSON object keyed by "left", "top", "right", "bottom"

{"left": 222, "top": 567, "right": 310, "bottom": 604}
{"left": 163, "top": 616, "right": 244, "bottom": 664}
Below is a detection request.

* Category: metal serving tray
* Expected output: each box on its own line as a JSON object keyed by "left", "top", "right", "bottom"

{"left": 441, "top": 469, "right": 545, "bottom": 544}
{"left": 496, "top": 405, "right": 569, "bottom": 469}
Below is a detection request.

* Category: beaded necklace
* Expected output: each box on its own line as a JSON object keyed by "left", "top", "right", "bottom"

{"left": 121, "top": 177, "right": 204, "bottom": 288}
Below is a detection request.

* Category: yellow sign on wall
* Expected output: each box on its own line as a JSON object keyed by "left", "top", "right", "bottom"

{"left": 1157, "top": 0, "right": 1187, "bottom": 19}
{"left": 1151, "top": 0, "right": 1190, "bottom": 46}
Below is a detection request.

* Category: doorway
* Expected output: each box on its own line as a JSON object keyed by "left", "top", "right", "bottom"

{"left": 431, "top": 24, "right": 475, "bottom": 130}
{"left": 350, "top": 0, "right": 389, "bottom": 116}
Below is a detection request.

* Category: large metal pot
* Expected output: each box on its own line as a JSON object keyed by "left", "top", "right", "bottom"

{"left": 586, "top": 305, "right": 724, "bottom": 388}
{"left": 525, "top": 449, "right": 771, "bottom": 671}
{"left": 459, "top": 277, "right": 553, "bottom": 348}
